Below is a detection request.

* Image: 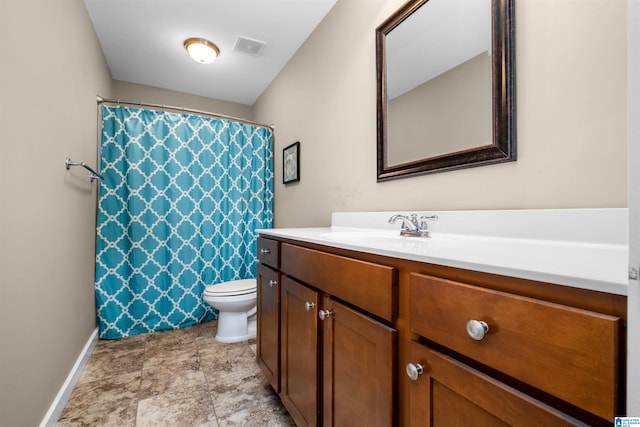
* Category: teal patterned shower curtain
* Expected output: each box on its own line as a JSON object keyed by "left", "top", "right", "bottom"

{"left": 95, "top": 105, "right": 273, "bottom": 339}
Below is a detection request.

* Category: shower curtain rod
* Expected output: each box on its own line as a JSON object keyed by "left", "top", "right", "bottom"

{"left": 96, "top": 95, "right": 274, "bottom": 131}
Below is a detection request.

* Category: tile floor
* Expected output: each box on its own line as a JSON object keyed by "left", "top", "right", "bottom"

{"left": 56, "top": 320, "right": 295, "bottom": 426}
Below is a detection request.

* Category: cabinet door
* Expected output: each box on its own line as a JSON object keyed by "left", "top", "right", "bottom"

{"left": 280, "top": 276, "right": 320, "bottom": 427}
{"left": 321, "top": 297, "right": 396, "bottom": 427}
{"left": 257, "top": 263, "right": 280, "bottom": 392}
{"left": 406, "top": 342, "right": 585, "bottom": 427}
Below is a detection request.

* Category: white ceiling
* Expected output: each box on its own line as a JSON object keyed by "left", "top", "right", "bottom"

{"left": 84, "top": 0, "right": 337, "bottom": 106}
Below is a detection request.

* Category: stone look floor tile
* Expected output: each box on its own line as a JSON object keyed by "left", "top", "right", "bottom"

{"left": 136, "top": 388, "right": 217, "bottom": 427}
{"left": 57, "top": 320, "right": 295, "bottom": 426}
{"left": 139, "top": 356, "right": 206, "bottom": 401}
{"left": 217, "top": 402, "right": 295, "bottom": 427}
{"left": 77, "top": 339, "right": 146, "bottom": 384}
{"left": 56, "top": 371, "right": 141, "bottom": 426}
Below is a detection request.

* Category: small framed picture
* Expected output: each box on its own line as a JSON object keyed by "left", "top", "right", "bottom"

{"left": 283, "top": 141, "right": 300, "bottom": 184}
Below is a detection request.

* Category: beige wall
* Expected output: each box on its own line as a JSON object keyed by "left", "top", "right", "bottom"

{"left": 0, "top": 1, "right": 113, "bottom": 425}
{"left": 112, "top": 80, "right": 254, "bottom": 121}
{"left": 254, "top": 0, "right": 628, "bottom": 228}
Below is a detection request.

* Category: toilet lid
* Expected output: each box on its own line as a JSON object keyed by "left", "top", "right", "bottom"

{"left": 204, "top": 279, "right": 257, "bottom": 296}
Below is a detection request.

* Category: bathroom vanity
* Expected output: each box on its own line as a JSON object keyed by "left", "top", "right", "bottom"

{"left": 256, "top": 210, "right": 627, "bottom": 426}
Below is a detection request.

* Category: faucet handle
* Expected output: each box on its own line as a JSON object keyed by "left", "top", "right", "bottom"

{"left": 419, "top": 215, "right": 438, "bottom": 230}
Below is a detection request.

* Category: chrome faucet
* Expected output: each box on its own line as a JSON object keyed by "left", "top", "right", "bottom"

{"left": 388, "top": 213, "right": 438, "bottom": 237}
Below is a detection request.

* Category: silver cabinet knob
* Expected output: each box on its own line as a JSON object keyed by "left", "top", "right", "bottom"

{"left": 318, "top": 309, "right": 332, "bottom": 320}
{"left": 269, "top": 280, "right": 277, "bottom": 287}
{"left": 260, "top": 248, "right": 271, "bottom": 254}
{"left": 406, "top": 363, "right": 424, "bottom": 381}
{"left": 304, "top": 302, "right": 315, "bottom": 311}
{"left": 466, "top": 319, "right": 489, "bottom": 340}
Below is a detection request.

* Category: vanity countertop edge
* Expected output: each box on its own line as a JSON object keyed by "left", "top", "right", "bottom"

{"left": 257, "top": 208, "right": 629, "bottom": 296}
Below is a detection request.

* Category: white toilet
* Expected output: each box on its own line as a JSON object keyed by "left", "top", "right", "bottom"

{"left": 203, "top": 278, "right": 257, "bottom": 343}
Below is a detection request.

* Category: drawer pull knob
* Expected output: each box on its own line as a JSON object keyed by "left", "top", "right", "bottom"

{"left": 304, "top": 302, "right": 315, "bottom": 311}
{"left": 269, "top": 280, "right": 277, "bottom": 287}
{"left": 406, "top": 363, "right": 424, "bottom": 381}
{"left": 319, "top": 309, "right": 333, "bottom": 320}
{"left": 260, "top": 248, "right": 271, "bottom": 254}
{"left": 466, "top": 319, "right": 489, "bottom": 340}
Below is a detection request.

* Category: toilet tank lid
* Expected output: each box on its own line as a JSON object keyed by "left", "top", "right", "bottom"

{"left": 205, "top": 279, "right": 257, "bottom": 295}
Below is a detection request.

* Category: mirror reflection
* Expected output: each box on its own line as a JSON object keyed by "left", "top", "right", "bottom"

{"left": 376, "top": 0, "right": 516, "bottom": 180}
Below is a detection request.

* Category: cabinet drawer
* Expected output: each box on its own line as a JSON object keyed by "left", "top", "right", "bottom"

{"left": 410, "top": 273, "right": 621, "bottom": 421}
{"left": 407, "top": 341, "right": 584, "bottom": 426}
{"left": 257, "top": 236, "right": 279, "bottom": 268}
{"left": 282, "top": 243, "right": 397, "bottom": 322}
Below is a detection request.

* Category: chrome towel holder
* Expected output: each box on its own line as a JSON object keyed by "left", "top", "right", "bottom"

{"left": 65, "top": 157, "right": 103, "bottom": 182}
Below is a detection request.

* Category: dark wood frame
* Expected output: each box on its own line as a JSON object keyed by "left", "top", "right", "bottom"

{"left": 376, "top": 0, "right": 516, "bottom": 181}
{"left": 283, "top": 141, "right": 300, "bottom": 184}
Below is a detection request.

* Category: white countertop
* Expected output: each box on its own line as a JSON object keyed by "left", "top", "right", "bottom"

{"left": 257, "top": 209, "right": 629, "bottom": 296}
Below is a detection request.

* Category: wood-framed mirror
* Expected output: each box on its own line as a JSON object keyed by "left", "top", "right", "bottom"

{"left": 376, "top": 0, "right": 516, "bottom": 181}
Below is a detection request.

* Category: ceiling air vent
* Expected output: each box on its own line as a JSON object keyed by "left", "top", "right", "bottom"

{"left": 233, "top": 36, "right": 267, "bottom": 56}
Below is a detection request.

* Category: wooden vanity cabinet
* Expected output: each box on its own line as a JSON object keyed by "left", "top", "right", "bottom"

{"left": 256, "top": 235, "right": 626, "bottom": 427}
{"left": 278, "top": 243, "right": 397, "bottom": 427}
{"left": 256, "top": 237, "right": 281, "bottom": 392}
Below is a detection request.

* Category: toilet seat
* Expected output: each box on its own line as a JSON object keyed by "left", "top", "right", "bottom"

{"left": 204, "top": 279, "right": 256, "bottom": 297}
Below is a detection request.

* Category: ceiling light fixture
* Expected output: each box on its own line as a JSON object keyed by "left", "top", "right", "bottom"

{"left": 184, "top": 38, "right": 220, "bottom": 64}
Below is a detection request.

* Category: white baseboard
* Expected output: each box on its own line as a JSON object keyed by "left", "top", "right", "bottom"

{"left": 39, "top": 327, "right": 99, "bottom": 427}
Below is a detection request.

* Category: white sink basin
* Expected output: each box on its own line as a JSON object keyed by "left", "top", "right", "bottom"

{"left": 319, "top": 229, "right": 404, "bottom": 242}
{"left": 318, "top": 229, "right": 452, "bottom": 247}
